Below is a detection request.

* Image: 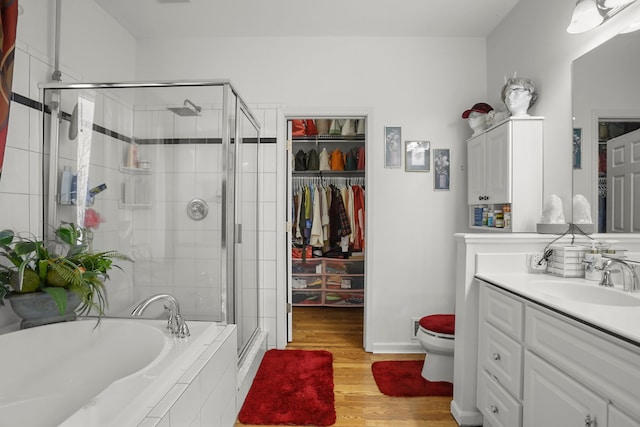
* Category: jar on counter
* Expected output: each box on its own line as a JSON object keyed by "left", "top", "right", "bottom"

{"left": 487, "top": 210, "right": 495, "bottom": 227}
{"left": 482, "top": 207, "right": 489, "bottom": 226}
{"left": 495, "top": 211, "right": 504, "bottom": 228}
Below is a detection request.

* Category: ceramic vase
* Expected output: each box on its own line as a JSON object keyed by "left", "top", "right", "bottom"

{"left": 7, "top": 290, "right": 81, "bottom": 329}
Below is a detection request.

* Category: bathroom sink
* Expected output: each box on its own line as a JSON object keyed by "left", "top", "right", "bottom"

{"left": 529, "top": 281, "right": 640, "bottom": 307}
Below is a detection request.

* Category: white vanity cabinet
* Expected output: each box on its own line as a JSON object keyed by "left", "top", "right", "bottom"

{"left": 477, "top": 283, "right": 525, "bottom": 427}
{"left": 477, "top": 281, "right": 640, "bottom": 427}
{"left": 467, "top": 117, "right": 543, "bottom": 232}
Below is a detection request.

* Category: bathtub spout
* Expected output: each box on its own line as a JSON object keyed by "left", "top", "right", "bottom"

{"left": 131, "top": 294, "right": 190, "bottom": 338}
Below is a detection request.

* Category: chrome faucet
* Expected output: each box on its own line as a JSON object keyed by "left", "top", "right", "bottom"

{"left": 131, "top": 294, "right": 190, "bottom": 337}
{"left": 599, "top": 256, "right": 640, "bottom": 293}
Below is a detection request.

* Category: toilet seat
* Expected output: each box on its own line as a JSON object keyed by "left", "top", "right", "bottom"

{"left": 419, "top": 314, "right": 455, "bottom": 337}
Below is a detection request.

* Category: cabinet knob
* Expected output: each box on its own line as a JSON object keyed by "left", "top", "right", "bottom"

{"left": 492, "top": 352, "right": 501, "bottom": 361}
{"left": 490, "top": 404, "right": 499, "bottom": 414}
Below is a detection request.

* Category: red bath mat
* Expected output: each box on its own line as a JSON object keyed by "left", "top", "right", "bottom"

{"left": 371, "top": 360, "right": 453, "bottom": 397}
{"left": 238, "top": 349, "right": 336, "bottom": 426}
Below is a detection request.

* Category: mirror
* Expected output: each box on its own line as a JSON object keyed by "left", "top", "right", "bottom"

{"left": 572, "top": 30, "right": 640, "bottom": 233}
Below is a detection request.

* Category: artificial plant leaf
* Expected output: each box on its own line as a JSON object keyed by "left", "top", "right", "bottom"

{"left": 0, "top": 229, "right": 14, "bottom": 245}
{"left": 42, "top": 287, "right": 68, "bottom": 315}
{"left": 14, "top": 241, "right": 37, "bottom": 256}
{"left": 56, "top": 226, "right": 75, "bottom": 245}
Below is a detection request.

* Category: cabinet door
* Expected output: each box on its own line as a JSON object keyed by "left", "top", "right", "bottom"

{"left": 467, "top": 134, "right": 486, "bottom": 204}
{"left": 485, "top": 124, "right": 511, "bottom": 204}
{"left": 523, "top": 351, "right": 607, "bottom": 427}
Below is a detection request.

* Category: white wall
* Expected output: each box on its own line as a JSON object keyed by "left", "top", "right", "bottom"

{"left": 486, "top": 0, "right": 640, "bottom": 218}
{"left": 134, "top": 36, "right": 486, "bottom": 350}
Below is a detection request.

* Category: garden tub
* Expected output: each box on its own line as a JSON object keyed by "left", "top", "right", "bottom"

{"left": 0, "top": 318, "right": 235, "bottom": 426}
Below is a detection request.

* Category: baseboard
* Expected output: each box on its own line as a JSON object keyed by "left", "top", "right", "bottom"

{"left": 450, "top": 399, "right": 483, "bottom": 426}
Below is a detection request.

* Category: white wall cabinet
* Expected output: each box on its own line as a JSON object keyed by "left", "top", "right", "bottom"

{"left": 467, "top": 117, "right": 543, "bottom": 232}
{"left": 477, "top": 282, "right": 640, "bottom": 427}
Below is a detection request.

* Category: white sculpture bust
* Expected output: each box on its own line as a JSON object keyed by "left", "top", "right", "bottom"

{"left": 501, "top": 77, "right": 538, "bottom": 117}
{"left": 461, "top": 102, "right": 494, "bottom": 136}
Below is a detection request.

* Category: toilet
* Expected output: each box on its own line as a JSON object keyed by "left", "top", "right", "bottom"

{"left": 417, "top": 314, "right": 455, "bottom": 383}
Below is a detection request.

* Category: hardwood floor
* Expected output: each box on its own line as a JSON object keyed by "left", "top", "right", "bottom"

{"left": 237, "top": 307, "right": 459, "bottom": 427}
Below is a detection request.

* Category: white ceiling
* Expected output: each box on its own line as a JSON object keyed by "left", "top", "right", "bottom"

{"left": 93, "top": 0, "right": 521, "bottom": 39}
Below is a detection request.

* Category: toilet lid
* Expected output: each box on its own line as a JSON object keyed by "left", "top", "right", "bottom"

{"left": 420, "top": 314, "right": 455, "bottom": 335}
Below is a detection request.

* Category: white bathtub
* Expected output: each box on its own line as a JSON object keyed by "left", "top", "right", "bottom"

{"left": 0, "top": 318, "right": 237, "bottom": 427}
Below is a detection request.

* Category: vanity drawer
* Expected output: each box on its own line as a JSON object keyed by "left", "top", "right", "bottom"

{"left": 525, "top": 305, "right": 640, "bottom": 420}
{"left": 477, "top": 369, "right": 522, "bottom": 427}
{"left": 478, "top": 322, "right": 523, "bottom": 399}
{"left": 480, "top": 283, "right": 524, "bottom": 341}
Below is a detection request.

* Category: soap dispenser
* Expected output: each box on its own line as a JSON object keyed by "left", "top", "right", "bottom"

{"left": 584, "top": 241, "right": 601, "bottom": 281}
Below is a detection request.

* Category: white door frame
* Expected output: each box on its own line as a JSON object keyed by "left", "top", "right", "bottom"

{"left": 274, "top": 107, "right": 372, "bottom": 349}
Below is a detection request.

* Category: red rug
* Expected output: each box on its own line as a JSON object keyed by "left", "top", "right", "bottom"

{"left": 238, "top": 349, "right": 336, "bottom": 426}
{"left": 371, "top": 360, "right": 453, "bottom": 397}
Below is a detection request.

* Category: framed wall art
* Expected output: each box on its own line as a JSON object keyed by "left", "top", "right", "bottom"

{"left": 405, "top": 140, "right": 430, "bottom": 172}
{"left": 433, "top": 148, "right": 450, "bottom": 190}
{"left": 384, "top": 126, "right": 402, "bottom": 168}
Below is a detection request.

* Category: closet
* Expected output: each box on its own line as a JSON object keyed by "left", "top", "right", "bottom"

{"left": 287, "top": 117, "right": 366, "bottom": 309}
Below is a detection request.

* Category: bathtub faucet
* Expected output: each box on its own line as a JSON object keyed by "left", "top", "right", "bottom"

{"left": 131, "top": 294, "right": 190, "bottom": 338}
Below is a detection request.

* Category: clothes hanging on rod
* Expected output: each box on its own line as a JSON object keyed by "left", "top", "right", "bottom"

{"left": 292, "top": 176, "right": 365, "bottom": 254}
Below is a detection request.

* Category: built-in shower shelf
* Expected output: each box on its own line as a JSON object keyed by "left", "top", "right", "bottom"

{"left": 118, "top": 201, "right": 152, "bottom": 209}
{"left": 120, "top": 165, "right": 152, "bottom": 175}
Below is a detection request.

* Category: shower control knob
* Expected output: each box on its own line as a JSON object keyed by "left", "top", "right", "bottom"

{"left": 492, "top": 352, "right": 501, "bottom": 361}
{"left": 187, "top": 199, "right": 209, "bottom": 221}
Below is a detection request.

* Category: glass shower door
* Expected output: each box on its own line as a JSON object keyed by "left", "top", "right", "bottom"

{"left": 232, "top": 99, "right": 260, "bottom": 359}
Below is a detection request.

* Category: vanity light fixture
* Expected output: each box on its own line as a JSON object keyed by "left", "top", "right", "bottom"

{"left": 603, "top": 0, "right": 635, "bottom": 7}
{"left": 567, "top": 0, "right": 639, "bottom": 33}
{"left": 567, "top": 0, "right": 604, "bottom": 34}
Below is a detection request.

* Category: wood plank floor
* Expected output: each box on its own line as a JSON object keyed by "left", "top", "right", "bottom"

{"left": 236, "top": 307, "right": 459, "bottom": 427}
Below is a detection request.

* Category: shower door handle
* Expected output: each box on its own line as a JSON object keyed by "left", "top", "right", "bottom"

{"left": 235, "top": 224, "right": 242, "bottom": 244}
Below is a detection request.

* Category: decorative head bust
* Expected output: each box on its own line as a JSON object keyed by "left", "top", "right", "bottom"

{"left": 501, "top": 77, "right": 538, "bottom": 117}
{"left": 461, "top": 102, "right": 494, "bottom": 135}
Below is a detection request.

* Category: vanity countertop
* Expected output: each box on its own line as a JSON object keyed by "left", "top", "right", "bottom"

{"left": 475, "top": 272, "right": 640, "bottom": 347}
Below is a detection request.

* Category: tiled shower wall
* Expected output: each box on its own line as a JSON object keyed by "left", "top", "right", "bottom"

{"left": 0, "top": 42, "right": 281, "bottom": 347}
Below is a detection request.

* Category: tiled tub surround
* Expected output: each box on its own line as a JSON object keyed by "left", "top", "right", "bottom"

{"left": 0, "top": 318, "right": 237, "bottom": 427}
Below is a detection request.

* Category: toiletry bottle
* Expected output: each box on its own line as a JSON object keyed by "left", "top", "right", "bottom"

{"left": 584, "top": 242, "right": 602, "bottom": 281}
{"left": 127, "top": 142, "right": 139, "bottom": 168}
{"left": 487, "top": 210, "right": 494, "bottom": 227}
{"left": 70, "top": 174, "right": 77, "bottom": 205}
{"left": 503, "top": 205, "right": 512, "bottom": 229}
{"left": 60, "top": 166, "right": 72, "bottom": 204}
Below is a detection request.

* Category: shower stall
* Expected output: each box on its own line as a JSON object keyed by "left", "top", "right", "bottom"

{"left": 40, "top": 80, "right": 261, "bottom": 359}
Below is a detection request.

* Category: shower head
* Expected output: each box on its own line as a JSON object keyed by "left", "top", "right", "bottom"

{"left": 167, "top": 99, "right": 202, "bottom": 117}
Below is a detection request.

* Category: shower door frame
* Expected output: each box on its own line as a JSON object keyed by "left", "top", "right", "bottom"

{"left": 40, "top": 80, "right": 262, "bottom": 358}
{"left": 223, "top": 83, "right": 263, "bottom": 360}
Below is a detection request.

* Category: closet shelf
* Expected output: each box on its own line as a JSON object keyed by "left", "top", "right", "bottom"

{"left": 292, "top": 135, "right": 365, "bottom": 143}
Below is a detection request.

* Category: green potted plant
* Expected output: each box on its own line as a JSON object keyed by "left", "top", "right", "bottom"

{"left": 0, "top": 223, "right": 132, "bottom": 328}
